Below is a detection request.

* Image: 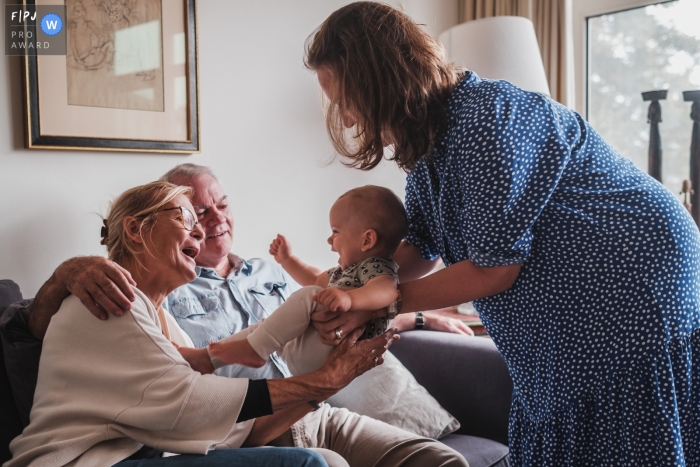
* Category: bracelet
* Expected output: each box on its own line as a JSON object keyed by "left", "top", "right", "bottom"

{"left": 415, "top": 312, "right": 425, "bottom": 330}
{"left": 308, "top": 400, "right": 321, "bottom": 411}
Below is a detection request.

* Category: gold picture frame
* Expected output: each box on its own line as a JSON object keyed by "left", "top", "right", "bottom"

{"left": 24, "top": 0, "right": 200, "bottom": 153}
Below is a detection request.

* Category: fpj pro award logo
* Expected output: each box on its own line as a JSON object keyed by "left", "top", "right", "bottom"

{"left": 5, "top": 5, "right": 67, "bottom": 55}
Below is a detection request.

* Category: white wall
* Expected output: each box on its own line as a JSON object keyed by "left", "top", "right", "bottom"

{"left": 0, "top": 0, "right": 458, "bottom": 297}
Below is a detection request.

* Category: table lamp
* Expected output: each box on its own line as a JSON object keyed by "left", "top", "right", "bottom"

{"left": 439, "top": 16, "right": 551, "bottom": 96}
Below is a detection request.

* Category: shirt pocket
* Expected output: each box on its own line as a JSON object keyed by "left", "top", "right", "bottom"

{"left": 169, "top": 295, "right": 221, "bottom": 319}
{"left": 248, "top": 281, "right": 288, "bottom": 318}
{"left": 168, "top": 295, "right": 233, "bottom": 348}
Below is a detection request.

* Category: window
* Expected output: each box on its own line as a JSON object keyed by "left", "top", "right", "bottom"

{"left": 587, "top": 0, "right": 700, "bottom": 191}
{"left": 578, "top": 0, "right": 700, "bottom": 192}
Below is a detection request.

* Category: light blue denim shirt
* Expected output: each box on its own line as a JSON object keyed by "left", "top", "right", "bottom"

{"left": 163, "top": 254, "right": 300, "bottom": 380}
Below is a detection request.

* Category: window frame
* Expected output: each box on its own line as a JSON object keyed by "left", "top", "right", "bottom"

{"left": 571, "top": 0, "right": 676, "bottom": 116}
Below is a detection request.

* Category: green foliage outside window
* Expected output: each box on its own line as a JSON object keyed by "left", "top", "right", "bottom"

{"left": 588, "top": 0, "right": 700, "bottom": 194}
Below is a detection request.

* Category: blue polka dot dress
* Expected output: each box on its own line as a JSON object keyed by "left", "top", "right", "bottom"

{"left": 405, "top": 72, "right": 700, "bottom": 466}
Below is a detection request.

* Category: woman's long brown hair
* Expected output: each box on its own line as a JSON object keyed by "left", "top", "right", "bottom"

{"left": 305, "top": 2, "right": 463, "bottom": 171}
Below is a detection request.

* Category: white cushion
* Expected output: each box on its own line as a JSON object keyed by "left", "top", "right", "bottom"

{"left": 326, "top": 351, "right": 460, "bottom": 439}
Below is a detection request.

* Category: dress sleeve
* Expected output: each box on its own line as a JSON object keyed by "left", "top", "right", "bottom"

{"left": 404, "top": 174, "right": 441, "bottom": 261}
{"left": 460, "top": 93, "right": 574, "bottom": 267}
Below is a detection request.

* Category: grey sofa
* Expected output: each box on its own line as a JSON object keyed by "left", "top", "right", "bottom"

{"left": 0, "top": 279, "right": 512, "bottom": 467}
{"left": 392, "top": 331, "right": 512, "bottom": 466}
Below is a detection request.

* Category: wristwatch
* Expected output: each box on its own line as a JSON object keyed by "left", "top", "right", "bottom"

{"left": 387, "top": 289, "right": 402, "bottom": 320}
{"left": 415, "top": 312, "right": 425, "bottom": 330}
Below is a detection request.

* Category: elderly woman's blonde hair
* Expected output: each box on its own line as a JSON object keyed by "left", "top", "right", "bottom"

{"left": 102, "top": 181, "right": 192, "bottom": 264}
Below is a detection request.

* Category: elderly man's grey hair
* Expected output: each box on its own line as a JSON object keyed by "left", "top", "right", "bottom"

{"left": 160, "top": 163, "right": 218, "bottom": 183}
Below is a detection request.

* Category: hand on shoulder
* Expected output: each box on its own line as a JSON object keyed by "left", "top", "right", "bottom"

{"left": 57, "top": 256, "right": 136, "bottom": 320}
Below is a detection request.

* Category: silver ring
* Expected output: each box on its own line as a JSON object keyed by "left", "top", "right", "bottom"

{"left": 335, "top": 328, "right": 343, "bottom": 340}
{"left": 373, "top": 356, "right": 379, "bottom": 367}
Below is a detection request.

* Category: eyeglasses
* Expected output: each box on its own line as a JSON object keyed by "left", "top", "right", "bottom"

{"left": 157, "top": 206, "right": 200, "bottom": 231}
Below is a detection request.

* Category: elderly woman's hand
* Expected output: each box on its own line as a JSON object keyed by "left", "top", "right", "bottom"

{"left": 319, "top": 326, "right": 399, "bottom": 395}
{"left": 266, "top": 327, "right": 399, "bottom": 412}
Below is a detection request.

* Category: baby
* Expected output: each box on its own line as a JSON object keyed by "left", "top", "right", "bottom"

{"left": 207, "top": 185, "right": 408, "bottom": 376}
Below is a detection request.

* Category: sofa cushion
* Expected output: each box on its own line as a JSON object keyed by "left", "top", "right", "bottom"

{"left": 391, "top": 331, "right": 513, "bottom": 445}
{"left": 0, "top": 280, "right": 24, "bottom": 464}
{"left": 0, "top": 299, "right": 41, "bottom": 428}
{"left": 326, "top": 350, "right": 460, "bottom": 439}
{"left": 0, "top": 280, "right": 22, "bottom": 315}
{"left": 440, "top": 434, "right": 510, "bottom": 467}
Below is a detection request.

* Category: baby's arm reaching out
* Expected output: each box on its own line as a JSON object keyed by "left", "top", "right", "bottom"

{"left": 269, "top": 234, "right": 323, "bottom": 286}
{"left": 314, "top": 275, "right": 397, "bottom": 312}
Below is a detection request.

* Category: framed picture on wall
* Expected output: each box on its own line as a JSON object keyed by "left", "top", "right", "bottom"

{"left": 24, "top": 0, "right": 200, "bottom": 153}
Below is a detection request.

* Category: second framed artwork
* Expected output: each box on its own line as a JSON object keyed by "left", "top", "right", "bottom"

{"left": 24, "top": 0, "right": 200, "bottom": 153}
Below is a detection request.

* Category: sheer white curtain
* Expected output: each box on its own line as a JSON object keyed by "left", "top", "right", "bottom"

{"left": 458, "top": 0, "right": 569, "bottom": 105}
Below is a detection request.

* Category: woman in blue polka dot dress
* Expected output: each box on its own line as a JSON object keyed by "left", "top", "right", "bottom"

{"left": 306, "top": 3, "right": 700, "bottom": 466}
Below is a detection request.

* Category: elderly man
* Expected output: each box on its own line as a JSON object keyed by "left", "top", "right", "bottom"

{"left": 26, "top": 164, "right": 470, "bottom": 467}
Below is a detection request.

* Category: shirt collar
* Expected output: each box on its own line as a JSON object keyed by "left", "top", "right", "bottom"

{"left": 195, "top": 253, "right": 252, "bottom": 278}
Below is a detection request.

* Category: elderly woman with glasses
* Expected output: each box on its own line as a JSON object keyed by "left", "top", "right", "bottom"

{"left": 6, "top": 181, "right": 397, "bottom": 467}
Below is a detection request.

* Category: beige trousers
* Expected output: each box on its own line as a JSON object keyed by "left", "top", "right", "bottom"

{"left": 241, "top": 285, "right": 335, "bottom": 376}
{"left": 269, "top": 404, "right": 469, "bottom": 467}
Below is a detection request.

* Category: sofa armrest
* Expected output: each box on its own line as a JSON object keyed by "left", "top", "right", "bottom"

{"left": 390, "top": 331, "right": 512, "bottom": 445}
{"left": 0, "top": 280, "right": 24, "bottom": 465}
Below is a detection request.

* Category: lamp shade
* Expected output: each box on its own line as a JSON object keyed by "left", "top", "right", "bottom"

{"left": 439, "top": 16, "right": 551, "bottom": 96}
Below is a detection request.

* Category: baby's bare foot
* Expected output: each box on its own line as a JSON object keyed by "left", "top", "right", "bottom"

{"left": 209, "top": 340, "right": 267, "bottom": 368}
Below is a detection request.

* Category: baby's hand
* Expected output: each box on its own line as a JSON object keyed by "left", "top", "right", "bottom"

{"left": 269, "top": 234, "right": 291, "bottom": 263}
{"left": 314, "top": 288, "right": 352, "bottom": 312}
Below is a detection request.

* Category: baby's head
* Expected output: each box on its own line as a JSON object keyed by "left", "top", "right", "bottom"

{"left": 328, "top": 185, "right": 408, "bottom": 269}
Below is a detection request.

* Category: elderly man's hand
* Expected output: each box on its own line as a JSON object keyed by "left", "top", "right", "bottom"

{"left": 57, "top": 256, "right": 136, "bottom": 320}
{"left": 311, "top": 307, "right": 474, "bottom": 341}
{"left": 423, "top": 314, "right": 474, "bottom": 335}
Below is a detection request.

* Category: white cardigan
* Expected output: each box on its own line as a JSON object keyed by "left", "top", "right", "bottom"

{"left": 6, "top": 288, "right": 253, "bottom": 467}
